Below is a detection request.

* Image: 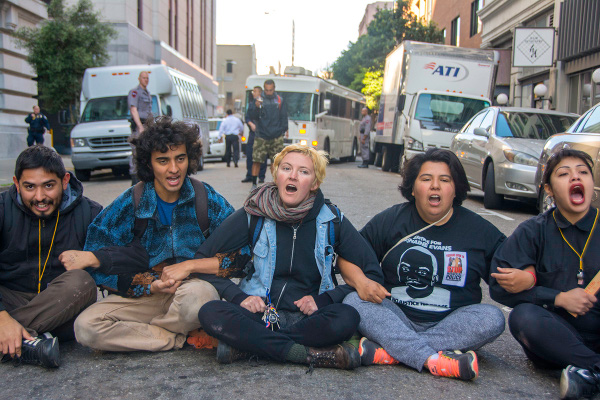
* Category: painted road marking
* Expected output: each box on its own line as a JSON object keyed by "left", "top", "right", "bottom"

{"left": 476, "top": 208, "right": 515, "bottom": 221}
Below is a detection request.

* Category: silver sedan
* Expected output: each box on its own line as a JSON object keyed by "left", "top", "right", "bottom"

{"left": 451, "top": 107, "right": 578, "bottom": 209}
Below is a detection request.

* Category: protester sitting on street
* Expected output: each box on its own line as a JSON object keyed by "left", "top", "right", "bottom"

{"left": 0, "top": 146, "right": 101, "bottom": 368}
{"left": 219, "top": 109, "right": 243, "bottom": 168}
{"left": 490, "top": 149, "right": 600, "bottom": 400}
{"left": 70, "top": 117, "right": 235, "bottom": 352}
{"left": 340, "top": 148, "right": 506, "bottom": 380}
{"left": 180, "top": 144, "right": 383, "bottom": 370}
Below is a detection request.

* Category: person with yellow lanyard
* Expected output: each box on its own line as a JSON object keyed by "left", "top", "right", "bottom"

{"left": 0, "top": 146, "right": 102, "bottom": 368}
{"left": 490, "top": 149, "right": 600, "bottom": 400}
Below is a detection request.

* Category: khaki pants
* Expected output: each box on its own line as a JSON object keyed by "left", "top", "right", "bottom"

{"left": 74, "top": 279, "right": 219, "bottom": 352}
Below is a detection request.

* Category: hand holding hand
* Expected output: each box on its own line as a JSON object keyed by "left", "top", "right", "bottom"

{"left": 240, "top": 296, "right": 266, "bottom": 313}
{"left": 161, "top": 262, "right": 191, "bottom": 282}
{"left": 555, "top": 288, "right": 597, "bottom": 316}
{"left": 0, "top": 311, "right": 34, "bottom": 358}
{"left": 294, "top": 295, "right": 318, "bottom": 316}
{"left": 491, "top": 267, "right": 535, "bottom": 293}
{"left": 59, "top": 250, "right": 100, "bottom": 270}
{"left": 150, "top": 279, "right": 182, "bottom": 294}
{"left": 355, "top": 278, "right": 390, "bottom": 304}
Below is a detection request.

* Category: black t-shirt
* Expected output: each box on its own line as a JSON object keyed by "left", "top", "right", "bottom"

{"left": 361, "top": 202, "right": 505, "bottom": 323}
{"left": 490, "top": 207, "right": 600, "bottom": 333}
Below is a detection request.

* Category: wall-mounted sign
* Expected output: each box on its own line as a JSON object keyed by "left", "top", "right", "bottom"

{"left": 513, "top": 28, "right": 555, "bottom": 67}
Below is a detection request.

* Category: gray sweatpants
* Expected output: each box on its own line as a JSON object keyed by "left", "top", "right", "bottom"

{"left": 343, "top": 292, "right": 505, "bottom": 371}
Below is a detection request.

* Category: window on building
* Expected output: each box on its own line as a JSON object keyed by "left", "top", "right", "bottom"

{"left": 226, "top": 92, "right": 233, "bottom": 105}
{"left": 137, "top": 0, "right": 143, "bottom": 30}
{"left": 451, "top": 17, "right": 460, "bottom": 46}
{"left": 470, "top": 0, "right": 482, "bottom": 37}
{"left": 226, "top": 60, "right": 234, "bottom": 74}
{"left": 168, "top": 0, "right": 172, "bottom": 46}
{"left": 442, "top": 28, "right": 446, "bottom": 43}
{"left": 174, "top": 0, "right": 178, "bottom": 51}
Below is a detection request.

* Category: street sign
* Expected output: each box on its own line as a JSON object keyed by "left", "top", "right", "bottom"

{"left": 513, "top": 27, "right": 555, "bottom": 67}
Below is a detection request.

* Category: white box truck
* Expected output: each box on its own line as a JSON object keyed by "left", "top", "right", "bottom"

{"left": 372, "top": 41, "right": 498, "bottom": 172}
{"left": 70, "top": 64, "right": 210, "bottom": 181}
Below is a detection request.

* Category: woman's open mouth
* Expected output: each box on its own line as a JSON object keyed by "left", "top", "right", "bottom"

{"left": 569, "top": 183, "right": 585, "bottom": 205}
{"left": 286, "top": 184, "right": 297, "bottom": 194}
{"left": 429, "top": 194, "right": 441, "bottom": 206}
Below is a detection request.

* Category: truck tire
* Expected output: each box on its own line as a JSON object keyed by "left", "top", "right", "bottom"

{"left": 484, "top": 165, "right": 503, "bottom": 209}
{"left": 324, "top": 138, "right": 331, "bottom": 161}
{"left": 374, "top": 151, "right": 383, "bottom": 167}
{"left": 381, "top": 145, "right": 391, "bottom": 172}
{"left": 75, "top": 168, "right": 91, "bottom": 182}
{"left": 197, "top": 154, "right": 204, "bottom": 171}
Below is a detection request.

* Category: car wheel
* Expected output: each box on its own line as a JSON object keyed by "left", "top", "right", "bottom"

{"left": 483, "top": 165, "right": 503, "bottom": 209}
{"left": 75, "top": 168, "right": 91, "bottom": 182}
{"left": 538, "top": 189, "right": 554, "bottom": 214}
{"left": 324, "top": 138, "right": 331, "bottom": 160}
{"left": 381, "top": 146, "right": 391, "bottom": 172}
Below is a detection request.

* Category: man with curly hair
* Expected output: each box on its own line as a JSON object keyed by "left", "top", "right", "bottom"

{"left": 66, "top": 117, "right": 236, "bottom": 352}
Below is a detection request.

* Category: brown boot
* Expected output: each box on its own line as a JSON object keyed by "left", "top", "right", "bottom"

{"left": 306, "top": 343, "right": 360, "bottom": 370}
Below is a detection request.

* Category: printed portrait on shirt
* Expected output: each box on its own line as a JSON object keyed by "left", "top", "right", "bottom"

{"left": 390, "top": 245, "right": 451, "bottom": 312}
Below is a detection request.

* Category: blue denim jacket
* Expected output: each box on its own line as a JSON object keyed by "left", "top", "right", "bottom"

{"left": 239, "top": 204, "right": 339, "bottom": 296}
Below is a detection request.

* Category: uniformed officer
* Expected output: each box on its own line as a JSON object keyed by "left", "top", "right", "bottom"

{"left": 127, "top": 71, "right": 152, "bottom": 185}
{"left": 24, "top": 105, "right": 50, "bottom": 147}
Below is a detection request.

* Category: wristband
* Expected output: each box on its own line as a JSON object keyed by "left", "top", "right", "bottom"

{"left": 526, "top": 270, "right": 536, "bottom": 290}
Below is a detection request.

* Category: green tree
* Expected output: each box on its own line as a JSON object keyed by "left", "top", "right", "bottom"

{"left": 331, "top": 0, "right": 443, "bottom": 108}
{"left": 15, "top": 0, "right": 116, "bottom": 124}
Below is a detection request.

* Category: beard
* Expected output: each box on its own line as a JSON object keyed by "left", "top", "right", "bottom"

{"left": 29, "top": 199, "right": 56, "bottom": 217}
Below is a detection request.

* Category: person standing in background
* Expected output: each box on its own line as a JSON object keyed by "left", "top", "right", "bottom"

{"left": 357, "top": 108, "right": 371, "bottom": 169}
{"left": 24, "top": 106, "right": 50, "bottom": 147}
{"left": 242, "top": 86, "right": 267, "bottom": 183}
{"left": 127, "top": 71, "right": 152, "bottom": 185}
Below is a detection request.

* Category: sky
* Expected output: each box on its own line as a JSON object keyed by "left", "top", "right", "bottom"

{"left": 216, "top": 0, "right": 379, "bottom": 75}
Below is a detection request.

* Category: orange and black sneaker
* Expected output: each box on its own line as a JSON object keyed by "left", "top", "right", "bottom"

{"left": 186, "top": 328, "right": 219, "bottom": 349}
{"left": 427, "top": 350, "right": 478, "bottom": 380}
{"left": 358, "top": 337, "right": 399, "bottom": 366}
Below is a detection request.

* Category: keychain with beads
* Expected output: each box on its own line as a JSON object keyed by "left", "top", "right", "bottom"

{"left": 262, "top": 288, "right": 280, "bottom": 330}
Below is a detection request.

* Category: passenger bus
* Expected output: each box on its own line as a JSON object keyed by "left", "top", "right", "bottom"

{"left": 70, "top": 64, "right": 210, "bottom": 181}
{"left": 244, "top": 66, "right": 365, "bottom": 161}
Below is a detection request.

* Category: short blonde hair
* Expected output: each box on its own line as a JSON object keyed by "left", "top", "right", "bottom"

{"left": 272, "top": 144, "right": 329, "bottom": 187}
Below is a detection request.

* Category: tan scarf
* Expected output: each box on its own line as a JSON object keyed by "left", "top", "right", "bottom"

{"left": 243, "top": 182, "right": 316, "bottom": 224}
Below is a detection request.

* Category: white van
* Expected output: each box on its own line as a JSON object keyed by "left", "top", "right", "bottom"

{"left": 70, "top": 64, "right": 210, "bottom": 181}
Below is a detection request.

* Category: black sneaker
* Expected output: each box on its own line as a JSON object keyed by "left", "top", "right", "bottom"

{"left": 258, "top": 178, "right": 265, "bottom": 183}
{"left": 18, "top": 336, "right": 60, "bottom": 368}
{"left": 216, "top": 341, "right": 252, "bottom": 364}
{"left": 306, "top": 342, "right": 361, "bottom": 370}
{"left": 560, "top": 365, "right": 600, "bottom": 399}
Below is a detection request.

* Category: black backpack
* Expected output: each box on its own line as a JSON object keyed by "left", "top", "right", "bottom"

{"left": 131, "top": 177, "right": 210, "bottom": 239}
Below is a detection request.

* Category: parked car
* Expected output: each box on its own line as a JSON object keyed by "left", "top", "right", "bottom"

{"left": 451, "top": 107, "right": 578, "bottom": 209}
{"left": 536, "top": 102, "right": 600, "bottom": 213}
{"left": 206, "top": 118, "right": 225, "bottom": 162}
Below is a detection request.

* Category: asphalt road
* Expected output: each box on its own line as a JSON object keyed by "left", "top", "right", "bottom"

{"left": 2, "top": 158, "right": 572, "bottom": 400}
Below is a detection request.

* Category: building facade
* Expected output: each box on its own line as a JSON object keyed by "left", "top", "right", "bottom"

{"left": 358, "top": 1, "right": 395, "bottom": 37}
{"left": 0, "top": 0, "right": 48, "bottom": 158}
{"left": 71, "top": 0, "right": 218, "bottom": 116}
{"left": 431, "top": 0, "right": 483, "bottom": 49}
{"left": 216, "top": 45, "right": 256, "bottom": 116}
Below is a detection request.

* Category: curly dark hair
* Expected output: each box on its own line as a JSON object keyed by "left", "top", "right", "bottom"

{"left": 399, "top": 148, "right": 470, "bottom": 206}
{"left": 130, "top": 116, "right": 203, "bottom": 182}
{"left": 543, "top": 148, "right": 593, "bottom": 188}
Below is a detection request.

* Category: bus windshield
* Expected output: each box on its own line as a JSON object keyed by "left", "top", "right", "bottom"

{"left": 245, "top": 90, "right": 316, "bottom": 121}
{"left": 80, "top": 96, "right": 159, "bottom": 122}
{"left": 414, "top": 94, "right": 490, "bottom": 132}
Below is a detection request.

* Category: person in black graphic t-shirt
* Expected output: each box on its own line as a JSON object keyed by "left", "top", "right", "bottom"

{"left": 338, "top": 148, "right": 506, "bottom": 381}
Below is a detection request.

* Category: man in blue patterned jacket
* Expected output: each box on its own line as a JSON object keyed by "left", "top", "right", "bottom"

{"left": 67, "top": 117, "right": 235, "bottom": 352}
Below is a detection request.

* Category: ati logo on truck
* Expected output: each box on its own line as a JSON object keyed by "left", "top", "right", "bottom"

{"left": 424, "top": 62, "right": 469, "bottom": 81}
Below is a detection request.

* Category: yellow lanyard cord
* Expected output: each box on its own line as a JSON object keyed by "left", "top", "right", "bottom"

{"left": 553, "top": 208, "right": 599, "bottom": 274}
{"left": 38, "top": 211, "right": 60, "bottom": 293}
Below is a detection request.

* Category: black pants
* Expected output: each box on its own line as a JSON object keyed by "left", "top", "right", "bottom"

{"left": 245, "top": 133, "right": 267, "bottom": 179}
{"left": 198, "top": 300, "right": 359, "bottom": 362}
{"left": 224, "top": 134, "right": 240, "bottom": 165}
{"left": 509, "top": 303, "right": 600, "bottom": 371}
{"left": 27, "top": 132, "right": 44, "bottom": 146}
